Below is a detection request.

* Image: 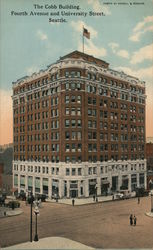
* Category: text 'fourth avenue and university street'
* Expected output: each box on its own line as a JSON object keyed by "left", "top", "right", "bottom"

{"left": 10, "top": 10, "right": 105, "bottom": 18}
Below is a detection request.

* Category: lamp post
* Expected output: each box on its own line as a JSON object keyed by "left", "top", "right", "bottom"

{"left": 151, "top": 194, "right": 153, "bottom": 213}
{"left": 34, "top": 206, "right": 39, "bottom": 241}
{"left": 30, "top": 191, "right": 34, "bottom": 242}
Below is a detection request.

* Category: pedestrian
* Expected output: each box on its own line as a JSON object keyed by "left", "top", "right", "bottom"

{"left": 96, "top": 197, "right": 98, "bottom": 202}
{"left": 72, "top": 198, "right": 75, "bottom": 206}
{"left": 129, "top": 214, "right": 133, "bottom": 226}
{"left": 134, "top": 215, "right": 137, "bottom": 226}
{"left": 138, "top": 197, "right": 140, "bottom": 204}
{"left": 93, "top": 194, "right": 95, "bottom": 201}
{"left": 112, "top": 195, "right": 114, "bottom": 200}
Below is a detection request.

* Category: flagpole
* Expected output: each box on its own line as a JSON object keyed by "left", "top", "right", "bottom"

{"left": 82, "top": 26, "right": 84, "bottom": 53}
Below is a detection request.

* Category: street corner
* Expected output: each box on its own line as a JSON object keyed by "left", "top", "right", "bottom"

{"left": 1, "top": 236, "right": 95, "bottom": 250}
{"left": 0, "top": 208, "right": 23, "bottom": 218}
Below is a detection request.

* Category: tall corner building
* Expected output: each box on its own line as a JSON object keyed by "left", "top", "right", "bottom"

{"left": 12, "top": 50, "right": 147, "bottom": 198}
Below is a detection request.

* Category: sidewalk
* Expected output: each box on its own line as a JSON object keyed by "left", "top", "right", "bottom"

{"left": 2, "top": 237, "right": 95, "bottom": 250}
{"left": 47, "top": 195, "right": 114, "bottom": 205}
{"left": 0, "top": 207, "right": 23, "bottom": 218}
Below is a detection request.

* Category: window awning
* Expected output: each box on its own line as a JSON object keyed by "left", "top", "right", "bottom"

{"left": 101, "top": 180, "right": 110, "bottom": 185}
{"left": 122, "top": 176, "right": 128, "bottom": 180}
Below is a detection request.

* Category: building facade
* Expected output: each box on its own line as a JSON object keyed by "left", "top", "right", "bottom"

{"left": 1, "top": 174, "right": 13, "bottom": 195}
{"left": 146, "top": 142, "right": 153, "bottom": 190}
{"left": 0, "top": 163, "right": 4, "bottom": 191}
{"left": 12, "top": 51, "right": 147, "bottom": 198}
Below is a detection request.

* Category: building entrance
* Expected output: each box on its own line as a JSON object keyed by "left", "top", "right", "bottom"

{"left": 89, "top": 179, "right": 97, "bottom": 195}
{"left": 70, "top": 189, "right": 78, "bottom": 198}
{"left": 101, "top": 179, "right": 110, "bottom": 195}
{"left": 112, "top": 176, "right": 118, "bottom": 191}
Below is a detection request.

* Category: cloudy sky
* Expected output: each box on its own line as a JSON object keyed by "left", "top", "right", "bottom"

{"left": 0, "top": 0, "right": 153, "bottom": 144}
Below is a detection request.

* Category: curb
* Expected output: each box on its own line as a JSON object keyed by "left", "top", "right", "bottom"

{"left": 145, "top": 212, "right": 153, "bottom": 218}
{"left": 46, "top": 197, "right": 128, "bottom": 206}
{"left": 0, "top": 209, "right": 23, "bottom": 219}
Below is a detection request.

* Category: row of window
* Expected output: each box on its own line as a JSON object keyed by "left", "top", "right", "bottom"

{"left": 13, "top": 67, "right": 145, "bottom": 96}
{"left": 14, "top": 112, "right": 145, "bottom": 127}
{"left": 14, "top": 142, "right": 145, "bottom": 153}
{"left": 14, "top": 153, "right": 145, "bottom": 162}
{"left": 14, "top": 162, "right": 145, "bottom": 173}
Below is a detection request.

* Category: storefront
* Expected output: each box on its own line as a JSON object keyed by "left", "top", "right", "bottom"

{"left": 70, "top": 180, "right": 78, "bottom": 198}
{"left": 35, "top": 177, "right": 40, "bottom": 193}
{"left": 43, "top": 178, "right": 48, "bottom": 195}
{"left": 101, "top": 178, "right": 109, "bottom": 195}
{"left": 28, "top": 176, "right": 33, "bottom": 192}
{"left": 131, "top": 174, "right": 137, "bottom": 191}
{"left": 121, "top": 175, "right": 129, "bottom": 189}
{"left": 89, "top": 179, "right": 97, "bottom": 195}
{"left": 112, "top": 176, "right": 118, "bottom": 191}
{"left": 52, "top": 179, "right": 59, "bottom": 197}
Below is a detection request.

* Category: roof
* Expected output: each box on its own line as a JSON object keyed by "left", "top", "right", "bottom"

{"left": 60, "top": 50, "right": 109, "bottom": 68}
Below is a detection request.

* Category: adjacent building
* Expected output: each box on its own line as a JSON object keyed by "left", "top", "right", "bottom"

{"left": 0, "top": 163, "right": 4, "bottom": 191}
{"left": 146, "top": 142, "right": 153, "bottom": 190}
{"left": 12, "top": 51, "right": 147, "bottom": 198}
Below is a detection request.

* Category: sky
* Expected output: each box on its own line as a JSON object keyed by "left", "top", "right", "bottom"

{"left": 0, "top": 0, "right": 153, "bottom": 145}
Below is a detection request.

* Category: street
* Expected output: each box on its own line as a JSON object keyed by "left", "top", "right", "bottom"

{"left": 0, "top": 196, "right": 153, "bottom": 249}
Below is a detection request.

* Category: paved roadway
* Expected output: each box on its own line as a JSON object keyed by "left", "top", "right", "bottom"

{"left": 0, "top": 196, "right": 153, "bottom": 249}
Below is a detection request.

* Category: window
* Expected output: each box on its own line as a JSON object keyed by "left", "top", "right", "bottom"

{"left": 72, "top": 168, "right": 76, "bottom": 175}
{"left": 65, "top": 108, "right": 70, "bottom": 115}
{"left": 88, "top": 97, "right": 92, "bottom": 104}
{"left": 88, "top": 109, "right": 92, "bottom": 116}
{"left": 92, "top": 121, "right": 97, "bottom": 128}
{"left": 66, "top": 83, "right": 69, "bottom": 90}
{"left": 65, "top": 95, "right": 69, "bottom": 104}
{"left": 88, "top": 73, "right": 91, "bottom": 79}
{"left": 65, "top": 119, "right": 70, "bottom": 127}
{"left": 93, "top": 98, "right": 96, "bottom": 105}
{"left": 77, "top": 120, "right": 82, "bottom": 127}
{"left": 88, "top": 144, "right": 92, "bottom": 152}
{"left": 65, "top": 156, "right": 70, "bottom": 162}
{"left": 78, "top": 144, "right": 82, "bottom": 152}
{"left": 65, "top": 71, "right": 69, "bottom": 77}
{"left": 78, "top": 168, "right": 82, "bottom": 175}
{"left": 71, "top": 96, "right": 75, "bottom": 102}
{"left": 77, "top": 131, "right": 82, "bottom": 140}
{"left": 65, "top": 132, "right": 70, "bottom": 140}
{"left": 71, "top": 108, "right": 76, "bottom": 116}
{"left": 71, "top": 119, "right": 76, "bottom": 127}
{"left": 77, "top": 95, "right": 81, "bottom": 103}
{"left": 77, "top": 108, "right": 81, "bottom": 115}
{"left": 93, "top": 109, "right": 96, "bottom": 116}
{"left": 93, "top": 132, "right": 97, "bottom": 139}
{"left": 72, "top": 131, "right": 76, "bottom": 140}
{"left": 72, "top": 144, "right": 76, "bottom": 152}
{"left": 66, "top": 168, "right": 70, "bottom": 175}
{"left": 88, "top": 120, "right": 92, "bottom": 128}
{"left": 71, "top": 82, "right": 75, "bottom": 90}
{"left": 77, "top": 72, "right": 81, "bottom": 78}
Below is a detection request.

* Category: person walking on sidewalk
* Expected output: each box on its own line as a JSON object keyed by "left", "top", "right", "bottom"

{"left": 134, "top": 215, "right": 137, "bottom": 226}
{"left": 129, "top": 214, "right": 133, "bottom": 226}
{"left": 138, "top": 196, "right": 140, "bottom": 204}
{"left": 72, "top": 198, "right": 75, "bottom": 206}
{"left": 93, "top": 194, "right": 95, "bottom": 202}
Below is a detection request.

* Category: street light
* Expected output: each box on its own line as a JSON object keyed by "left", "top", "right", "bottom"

{"left": 151, "top": 194, "right": 153, "bottom": 213}
{"left": 30, "top": 191, "right": 34, "bottom": 242}
{"left": 34, "top": 205, "right": 39, "bottom": 241}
